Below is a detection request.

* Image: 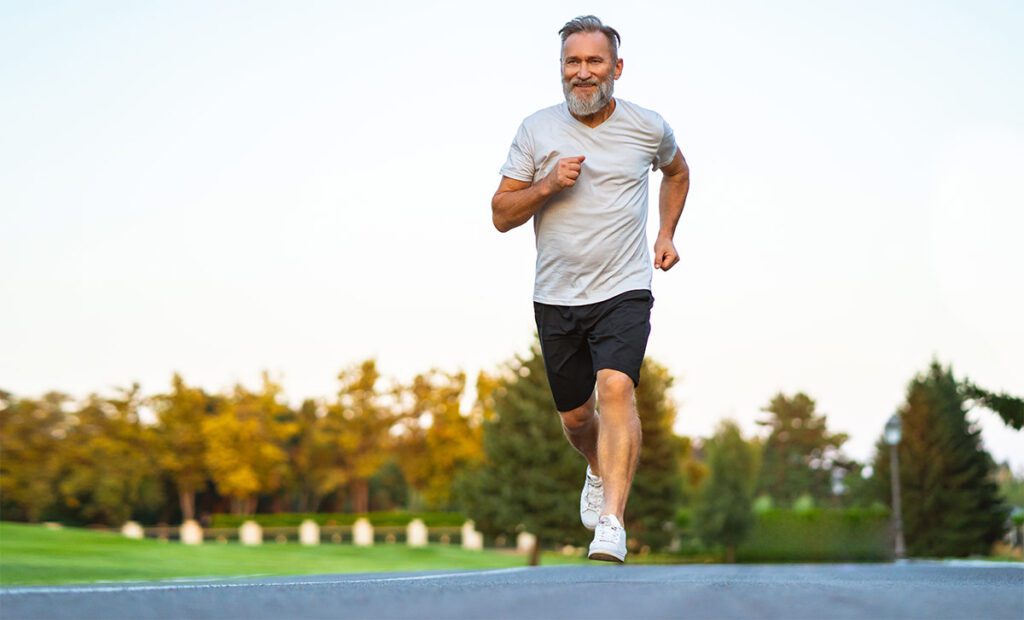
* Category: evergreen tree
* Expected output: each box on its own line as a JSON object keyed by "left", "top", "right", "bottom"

{"left": 694, "top": 420, "right": 756, "bottom": 562}
{"left": 457, "top": 342, "right": 586, "bottom": 561}
{"left": 756, "top": 392, "right": 848, "bottom": 505}
{"left": 872, "top": 362, "right": 1008, "bottom": 557}
{"left": 628, "top": 358, "right": 683, "bottom": 550}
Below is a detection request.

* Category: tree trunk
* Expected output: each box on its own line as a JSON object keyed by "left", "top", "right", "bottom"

{"left": 352, "top": 479, "right": 369, "bottom": 514}
{"left": 179, "top": 488, "right": 195, "bottom": 521}
{"left": 332, "top": 489, "right": 347, "bottom": 512}
{"left": 725, "top": 544, "right": 736, "bottom": 563}
{"left": 529, "top": 538, "right": 542, "bottom": 566}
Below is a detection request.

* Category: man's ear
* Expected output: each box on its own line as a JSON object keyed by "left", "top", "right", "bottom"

{"left": 614, "top": 58, "right": 624, "bottom": 80}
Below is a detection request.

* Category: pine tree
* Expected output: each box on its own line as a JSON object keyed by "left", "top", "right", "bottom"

{"left": 756, "top": 392, "right": 848, "bottom": 506}
{"left": 694, "top": 420, "right": 756, "bottom": 562}
{"left": 628, "top": 358, "right": 683, "bottom": 550}
{"left": 872, "top": 362, "right": 1008, "bottom": 557}
{"left": 457, "top": 342, "right": 586, "bottom": 560}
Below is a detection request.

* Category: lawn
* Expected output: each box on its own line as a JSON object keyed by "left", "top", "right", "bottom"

{"left": 0, "top": 522, "right": 584, "bottom": 586}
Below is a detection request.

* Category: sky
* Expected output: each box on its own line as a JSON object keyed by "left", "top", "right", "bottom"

{"left": 2, "top": 1, "right": 1022, "bottom": 471}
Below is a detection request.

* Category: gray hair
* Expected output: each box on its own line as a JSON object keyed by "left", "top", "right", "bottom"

{"left": 558, "top": 15, "right": 621, "bottom": 61}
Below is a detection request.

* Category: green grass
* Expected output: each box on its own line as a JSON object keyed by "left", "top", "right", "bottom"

{"left": 0, "top": 522, "right": 584, "bottom": 586}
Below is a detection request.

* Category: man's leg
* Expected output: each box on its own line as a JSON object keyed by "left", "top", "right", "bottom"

{"left": 559, "top": 393, "right": 600, "bottom": 476}
{"left": 594, "top": 368, "right": 642, "bottom": 523}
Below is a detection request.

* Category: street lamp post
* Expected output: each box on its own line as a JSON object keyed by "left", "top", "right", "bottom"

{"left": 884, "top": 414, "right": 906, "bottom": 560}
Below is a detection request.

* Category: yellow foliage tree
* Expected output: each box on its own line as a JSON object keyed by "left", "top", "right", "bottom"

{"left": 326, "top": 360, "right": 396, "bottom": 514}
{"left": 151, "top": 373, "right": 215, "bottom": 521}
{"left": 203, "top": 373, "right": 295, "bottom": 515}
{"left": 395, "top": 370, "right": 483, "bottom": 510}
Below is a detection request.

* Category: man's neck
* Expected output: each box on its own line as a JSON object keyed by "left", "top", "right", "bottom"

{"left": 571, "top": 98, "right": 616, "bottom": 128}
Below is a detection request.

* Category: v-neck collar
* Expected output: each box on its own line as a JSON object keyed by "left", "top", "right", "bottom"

{"left": 564, "top": 98, "right": 619, "bottom": 131}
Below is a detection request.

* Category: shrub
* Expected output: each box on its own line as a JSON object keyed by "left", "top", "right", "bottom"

{"left": 736, "top": 506, "right": 891, "bottom": 562}
{"left": 211, "top": 511, "right": 466, "bottom": 528}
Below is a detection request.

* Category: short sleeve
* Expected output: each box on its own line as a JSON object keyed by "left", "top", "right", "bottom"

{"left": 651, "top": 115, "right": 679, "bottom": 171}
{"left": 499, "top": 122, "right": 536, "bottom": 182}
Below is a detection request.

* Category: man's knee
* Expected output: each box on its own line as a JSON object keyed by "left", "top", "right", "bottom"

{"left": 559, "top": 395, "right": 596, "bottom": 430}
{"left": 596, "top": 369, "right": 635, "bottom": 405}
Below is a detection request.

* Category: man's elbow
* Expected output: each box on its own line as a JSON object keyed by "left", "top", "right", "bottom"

{"left": 491, "top": 201, "right": 510, "bottom": 233}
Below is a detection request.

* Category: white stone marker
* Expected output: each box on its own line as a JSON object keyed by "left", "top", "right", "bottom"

{"left": 180, "top": 519, "right": 203, "bottom": 545}
{"left": 516, "top": 531, "right": 536, "bottom": 554}
{"left": 407, "top": 519, "right": 428, "bottom": 547}
{"left": 299, "top": 519, "right": 320, "bottom": 546}
{"left": 462, "top": 521, "right": 483, "bottom": 550}
{"left": 240, "top": 520, "right": 263, "bottom": 545}
{"left": 121, "top": 521, "right": 144, "bottom": 539}
{"left": 353, "top": 517, "right": 374, "bottom": 546}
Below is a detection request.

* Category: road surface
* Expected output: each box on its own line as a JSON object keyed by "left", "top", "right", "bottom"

{"left": 2, "top": 563, "right": 1022, "bottom": 619}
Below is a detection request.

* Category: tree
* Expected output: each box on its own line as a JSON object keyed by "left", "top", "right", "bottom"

{"left": 0, "top": 391, "right": 68, "bottom": 522}
{"left": 203, "top": 373, "right": 294, "bottom": 515}
{"left": 59, "top": 385, "right": 164, "bottom": 525}
{"left": 694, "top": 420, "right": 757, "bottom": 562}
{"left": 151, "top": 374, "right": 216, "bottom": 521}
{"left": 872, "top": 362, "right": 1009, "bottom": 557}
{"left": 284, "top": 398, "right": 340, "bottom": 513}
{"left": 395, "top": 369, "right": 482, "bottom": 510}
{"left": 457, "top": 342, "right": 586, "bottom": 563}
{"left": 328, "top": 360, "right": 396, "bottom": 514}
{"left": 756, "top": 392, "right": 848, "bottom": 506}
{"left": 628, "top": 358, "right": 683, "bottom": 550}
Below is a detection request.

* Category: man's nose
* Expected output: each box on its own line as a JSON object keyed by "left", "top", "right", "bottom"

{"left": 578, "top": 63, "right": 591, "bottom": 79}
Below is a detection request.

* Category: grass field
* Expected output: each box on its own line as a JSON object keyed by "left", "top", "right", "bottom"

{"left": 0, "top": 522, "right": 584, "bottom": 586}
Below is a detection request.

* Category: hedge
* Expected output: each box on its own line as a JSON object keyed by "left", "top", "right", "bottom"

{"left": 737, "top": 507, "right": 891, "bottom": 562}
{"left": 210, "top": 511, "right": 466, "bottom": 529}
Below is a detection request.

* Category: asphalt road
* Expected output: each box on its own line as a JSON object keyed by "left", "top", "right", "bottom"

{"left": 2, "top": 563, "right": 1022, "bottom": 619}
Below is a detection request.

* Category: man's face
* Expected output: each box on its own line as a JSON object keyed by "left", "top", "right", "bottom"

{"left": 561, "top": 31, "right": 623, "bottom": 116}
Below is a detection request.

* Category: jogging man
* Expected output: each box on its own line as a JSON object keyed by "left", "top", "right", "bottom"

{"left": 491, "top": 15, "right": 690, "bottom": 563}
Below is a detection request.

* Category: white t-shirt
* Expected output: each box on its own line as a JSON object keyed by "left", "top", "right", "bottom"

{"left": 500, "top": 98, "right": 678, "bottom": 306}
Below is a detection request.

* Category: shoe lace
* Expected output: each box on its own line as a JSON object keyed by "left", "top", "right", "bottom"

{"left": 596, "top": 521, "right": 621, "bottom": 544}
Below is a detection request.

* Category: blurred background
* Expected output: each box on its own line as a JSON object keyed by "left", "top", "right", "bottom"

{"left": 1, "top": 0, "right": 1021, "bottom": 579}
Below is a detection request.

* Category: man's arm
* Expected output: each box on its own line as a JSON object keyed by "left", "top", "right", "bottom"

{"left": 653, "top": 149, "right": 690, "bottom": 271}
{"left": 492, "top": 155, "right": 586, "bottom": 233}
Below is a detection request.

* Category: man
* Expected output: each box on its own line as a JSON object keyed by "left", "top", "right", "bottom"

{"left": 491, "top": 15, "right": 690, "bottom": 563}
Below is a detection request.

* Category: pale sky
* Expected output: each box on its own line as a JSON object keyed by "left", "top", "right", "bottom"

{"left": 2, "top": 1, "right": 1022, "bottom": 471}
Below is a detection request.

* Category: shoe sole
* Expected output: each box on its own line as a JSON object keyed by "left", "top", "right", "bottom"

{"left": 588, "top": 551, "right": 625, "bottom": 563}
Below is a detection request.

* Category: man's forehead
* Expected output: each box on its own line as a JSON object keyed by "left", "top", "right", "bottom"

{"left": 562, "top": 31, "right": 614, "bottom": 58}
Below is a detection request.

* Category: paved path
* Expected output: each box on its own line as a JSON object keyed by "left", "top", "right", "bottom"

{"left": 2, "top": 563, "right": 1022, "bottom": 619}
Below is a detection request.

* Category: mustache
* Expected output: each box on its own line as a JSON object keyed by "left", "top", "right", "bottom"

{"left": 571, "top": 79, "right": 599, "bottom": 87}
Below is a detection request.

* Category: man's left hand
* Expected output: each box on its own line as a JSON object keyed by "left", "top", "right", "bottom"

{"left": 653, "top": 237, "right": 679, "bottom": 271}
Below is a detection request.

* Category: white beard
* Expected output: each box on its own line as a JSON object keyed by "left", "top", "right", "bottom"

{"left": 563, "top": 75, "right": 615, "bottom": 116}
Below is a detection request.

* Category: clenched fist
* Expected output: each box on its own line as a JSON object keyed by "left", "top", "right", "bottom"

{"left": 543, "top": 155, "right": 586, "bottom": 193}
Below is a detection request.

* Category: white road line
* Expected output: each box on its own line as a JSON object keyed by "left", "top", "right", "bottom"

{"left": 1, "top": 567, "right": 531, "bottom": 596}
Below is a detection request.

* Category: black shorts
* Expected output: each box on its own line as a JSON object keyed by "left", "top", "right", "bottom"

{"left": 533, "top": 289, "right": 654, "bottom": 412}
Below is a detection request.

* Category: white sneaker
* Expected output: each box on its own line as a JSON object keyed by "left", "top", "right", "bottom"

{"left": 588, "top": 514, "right": 627, "bottom": 563}
{"left": 580, "top": 466, "right": 604, "bottom": 530}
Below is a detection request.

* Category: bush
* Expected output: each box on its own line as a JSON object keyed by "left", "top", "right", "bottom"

{"left": 211, "top": 511, "right": 466, "bottom": 528}
{"left": 736, "top": 507, "right": 891, "bottom": 562}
